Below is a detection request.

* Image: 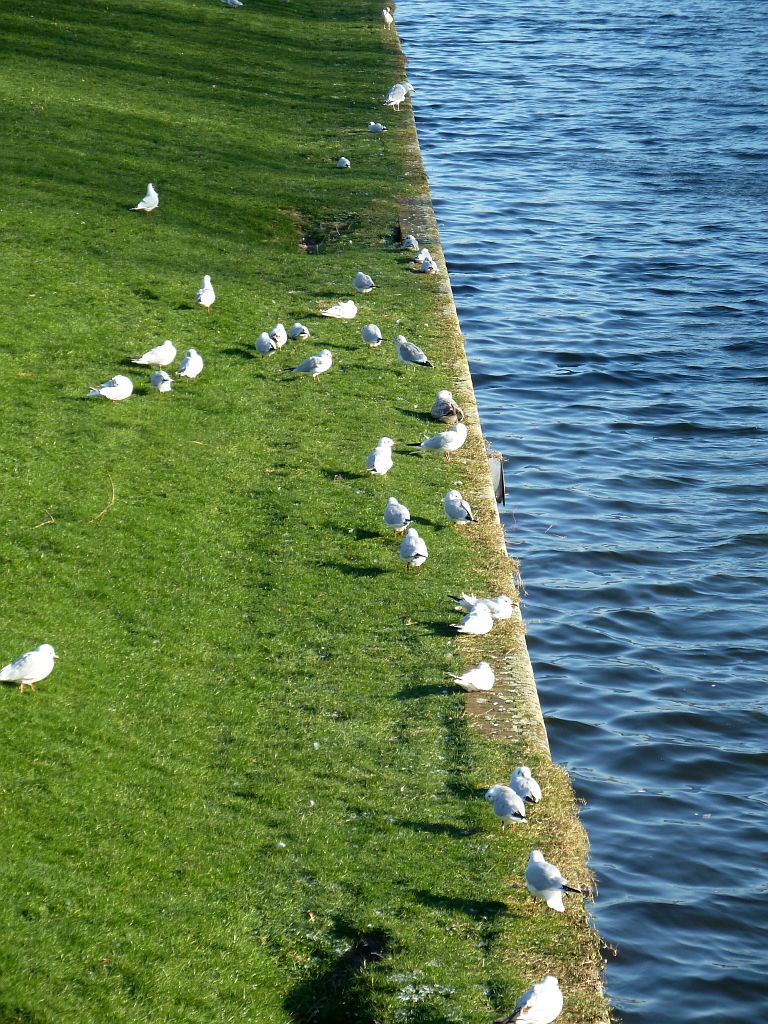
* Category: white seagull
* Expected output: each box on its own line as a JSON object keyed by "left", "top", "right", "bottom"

{"left": 431, "top": 389, "right": 465, "bottom": 424}
{"left": 269, "top": 323, "right": 288, "bottom": 348}
{"left": 447, "top": 661, "right": 495, "bottom": 692}
{"left": 195, "top": 274, "right": 215, "bottom": 313}
{"left": 88, "top": 375, "right": 134, "bottom": 401}
{"left": 383, "top": 496, "right": 411, "bottom": 536}
{"left": 451, "top": 602, "right": 494, "bottom": 636}
{"left": 392, "top": 334, "right": 433, "bottom": 368}
{"left": 414, "top": 247, "right": 432, "bottom": 263}
{"left": 381, "top": 6, "right": 393, "bottom": 29}
{"left": 321, "top": 299, "right": 358, "bottom": 319}
{"left": 220, "top": 0, "right": 244, "bottom": 6}
{"left": 131, "top": 339, "right": 176, "bottom": 367}
{"left": 367, "top": 436, "right": 396, "bottom": 476}
{"left": 444, "top": 489, "right": 476, "bottom": 525}
{"left": 0, "top": 644, "right": 59, "bottom": 693}
{"left": 384, "top": 82, "right": 414, "bottom": 111}
{"left": 485, "top": 784, "right": 527, "bottom": 828}
{"left": 353, "top": 271, "right": 375, "bottom": 294}
{"left": 131, "top": 182, "right": 158, "bottom": 215}
{"left": 337, "top": 156, "right": 351, "bottom": 170}
{"left": 410, "top": 421, "right": 467, "bottom": 460}
{"left": 419, "top": 255, "right": 438, "bottom": 274}
{"left": 401, "top": 234, "right": 419, "bottom": 251}
{"left": 285, "top": 349, "right": 333, "bottom": 381}
{"left": 450, "top": 593, "right": 514, "bottom": 620}
{"left": 361, "top": 323, "right": 383, "bottom": 347}
{"left": 525, "top": 851, "right": 581, "bottom": 913}
{"left": 509, "top": 766, "right": 542, "bottom": 804}
{"left": 368, "top": 121, "right": 387, "bottom": 133}
{"left": 495, "top": 975, "right": 563, "bottom": 1024}
{"left": 289, "top": 322, "right": 310, "bottom": 340}
{"left": 256, "top": 331, "right": 278, "bottom": 357}
{"left": 399, "top": 527, "right": 428, "bottom": 570}
{"left": 177, "top": 348, "right": 204, "bottom": 379}
{"left": 150, "top": 369, "right": 173, "bottom": 393}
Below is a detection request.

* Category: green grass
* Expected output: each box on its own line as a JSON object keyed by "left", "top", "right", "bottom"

{"left": 0, "top": 1, "right": 605, "bottom": 1021}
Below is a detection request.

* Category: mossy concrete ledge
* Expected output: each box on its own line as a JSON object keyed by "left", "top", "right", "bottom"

{"left": 0, "top": 0, "right": 608, "bottom": 1021}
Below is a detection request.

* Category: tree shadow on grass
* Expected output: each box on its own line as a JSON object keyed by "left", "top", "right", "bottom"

{"left": 284, "top": 920, "right": 392, "bottom": 1024}
{"left": 320, "top": 561, "right": 388, "bottom": 578}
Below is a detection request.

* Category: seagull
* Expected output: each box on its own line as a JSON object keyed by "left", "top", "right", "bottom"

{"left": 431, "top": 389, "right": 465, "bottom": 424}
{"left": 285, "top": 349, "right": 333, "bottom": 381}
{"left": 337, "top": 156, "right": 351, "bottom": 170}
{"left": 392, "top": 334, "right": 433, "bottom": 368}
{"left": 384, "top": 82, "right": 414, "bottom": 111}
{"left": 131, "top": 339, "right": 176, "bottom": 367}
{"left": 220, "top": 0, "right": 244, "bottom": 6}
{"left": 321, "top": 299, "right": 357, "bottom": 319}
{"left": 361, "top": 323, "right": 383, "bottom": 347}
{"left": 88, "top": 375, "right": 134, "bottom": 401}
{"left": 353, "top": 271, "right": 375, "bottom": 294}
{"left": 368, "top": 121, "right": 387, "bottom": 133}
{"left": 525, "top": 851, "right": 581, "bottom": 913}
{"left": 399, "top": 527, "right": 428, "bottom": 570}
{"left": 444, "top": 489, "right": 476, "bottom": 525}
{"left": 256, "top": 331, "right": 278, "bottom": 356}
{"left": 485, "top": 784, "right": 527, "bottom": 827}
{"left": 419, "top": 255, "right": 438, "bottom": 274}
{"left": 451, "top": 602, "right": 494, "bottom": 635}
{"left": 414, "top": 247, "right": 432, "bottom": 263}
{"left": 383, "top": 496, "right": 411, "bottom": 536}
{"left": 177, "top": 348, "right": 204, "bottom": 379}
{"left": 150, "top": 369, "right": 173, "bottom": 393}
{"left": 289, "top": 322, "right": 310, "bottom": 340}
{"left": 410, "top": 422, "right": 468, "bottom": 460}
{"left": 381, "top": 6, "right": 393, "bottom": 28}
{"left": 131, "top": 182, "right": 158, "bottom": 215}
{"left": 195, "top": 274, "right": 215, "bottom": 313}
{"left": 269, "top": 323, "right": 288, "bottom": 348}
{"left": 367, "top": 437, "right": 396, "bottom": 476}
{"left": 401, "top": 234, "right": 419, "bottom": 251}
{"left": 450, "top": 593, "right": 514, "bottom": 621}
{"left": 447, "top": 661, "right": 495, "bottom": 692}
{"left": 495, "top": 976, "right": 563, "bottom": 1024}
{"left": 0, "top": 644, "right": 59, "bottom": 693}
{"left": 509, "top": 766, "right": 542, "bottom": 804}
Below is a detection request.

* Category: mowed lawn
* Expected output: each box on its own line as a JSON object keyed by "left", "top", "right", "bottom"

{"left": 0, "top": 1, "right": 604, "bottom": 1022}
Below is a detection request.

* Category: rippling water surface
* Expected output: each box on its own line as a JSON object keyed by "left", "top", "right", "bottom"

{"left": 397, "top": 1, "right": 768, "bottom": 1019}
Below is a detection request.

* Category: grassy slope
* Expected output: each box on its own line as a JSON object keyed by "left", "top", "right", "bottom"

{"left": 0, "top": 1, "right": 604, "bottom": 1021}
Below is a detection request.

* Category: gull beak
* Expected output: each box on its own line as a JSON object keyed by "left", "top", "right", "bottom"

{"left": 53, "top": 655, "right": 60, "bottom": 660}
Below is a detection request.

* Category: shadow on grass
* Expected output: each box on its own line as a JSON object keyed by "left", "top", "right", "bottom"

{"left": 351, "top": 528, "right": 380, "bottom": 541}
{"left": 284, "top": 921, "right": 392, "bottom": 1024}
{"left": 396, "top": 683, "right": 450, "bottom": 700}
{"left": 320, "top": 562, "right": 388, "bottom": 578}
{"left": 397, "top": 407, "right": 433, "bottom": 422}
{"left": 412, "top": 889, "right": 510, "bottom": 921}
{"left": 222, "top": 345, "right": 255, "bottom": 359}
{"left": 321, "top": 468, "right": 365, "bottom": 482}
{"left": 395, "top": 819, "right": 482, "bottom": 839}
{"left": 422, "top": 620, "right": 457, "bottom": 638}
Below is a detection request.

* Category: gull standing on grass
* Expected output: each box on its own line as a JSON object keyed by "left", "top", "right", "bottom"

{"left": 431, "top": 389, "right": 464, "bottom": 424}
{"left": 353, "top": 271, "right": 375, "bottom": 294}
{"left": 485, "top": 784, "right": 527, "bottom": 828}
{"left": 399, "top": 527, "right": 428, "bottom": 570}
{"left": 88, "top": 375, "right": 133, "bottom": 401}
{"left": 410, "top": 422, "right": 467, "bottom": 460}
{"left": 381, "top": 6, "right": 393, "bottom": 29}
{"left": 385, "top": 82, "right": 414, "bottom": 111}
{"left": 447, "top": 661, "right": 495, "bottom": 692}
{"left": 289, "top": 322, "right": 310, "bottom": 340}
{"left": 131, "top": 182, "right": 158, "bottom": 215}
{"left": 509, "top": 766, "right": 542, "bottom": 804}
{"left": 269, "top": 323, "right": 288, "bottom": 348}
{"left": 321, "top": 299, "right": 357, "bottom": 319}
{"left": 362, "top": 323, "right": 383, "bottom": 347}
{"left": 393, "top": 334, "right": 433, "bottom": 368}
{"left": 195, "top": 274, "right": 215, "bottom": 313}
{"left": 450, "top": 593, "right": 514, "bottom": 620}
{"left": 150, "top": 369, "right": 173, "bottom": 393}
{"left": 495, "top": 975, "right": 563, "bottom": 1024}
{"left": 525, "top": 851, "right": 581, "bottom": 913}
{"left": 177, "top": 348, "right": 204, "bottom": 379}
{"left": 367, "top": 437, "right": 396, "bottom": 476}
{"left": 0, "top": 644, "right": 59, "bottom": 693}
{"left": 383, "top": 496, "right": 411, "bottom": 536}
{"left": 132, "top": 339, "right": 176, "bottom": 367}
{"left": 444, "top": 489, "right": 476, "bottom": 525}
{"left": 368, "top": 121, "right": 387, "bottom": 133}
{"left": 285, "top": 349, "right": 333, "bottom": 381}
{"left": 256, "top": 331, "right": 278, "bottom": 357}
{"left": 337, "top": 156, "right": 351, "bottom": 170}
{"left": 451, "top": 602, "right": 494, "bottom": 635}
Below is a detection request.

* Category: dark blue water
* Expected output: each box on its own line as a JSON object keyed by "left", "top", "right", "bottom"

{"left": 398, "top": 2, "right": 768, "bottom": 1020}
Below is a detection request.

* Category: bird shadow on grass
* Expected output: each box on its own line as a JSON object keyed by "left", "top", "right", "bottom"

{"left": 395, "top": 819, "right": 482, "bottom": 840}
{"left": 320, "top": 561, "right": 388, "bottom": 578}
{"left": 284, "top": 920, "right": 392, "bottom": 1024}
{"left": 411, "top": 889, "right": 510, "bottom": 921}
{"left": 397, "top": 407, "right": 433, "bottom": 422}
{"left": 321, "top": 468, "right": 365, "bottom": 482}
{"left": 422, "top": 620, "right": 457, "bottom": 638}
{"left": 222, "top": 345, "right": 254, "bottom": 360}
{"left": 396, "top": 683, "right": 451, "bottom": 700}
{"left": 351, "top": 528, "right": 380, "bottom": 541}
{"left": 410, "top": 515, "right": 439, "bottom": 528}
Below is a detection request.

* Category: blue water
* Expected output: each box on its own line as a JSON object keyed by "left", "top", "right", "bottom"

{"left": 397, "top": 2, "right": 768, "bottom": 1019}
